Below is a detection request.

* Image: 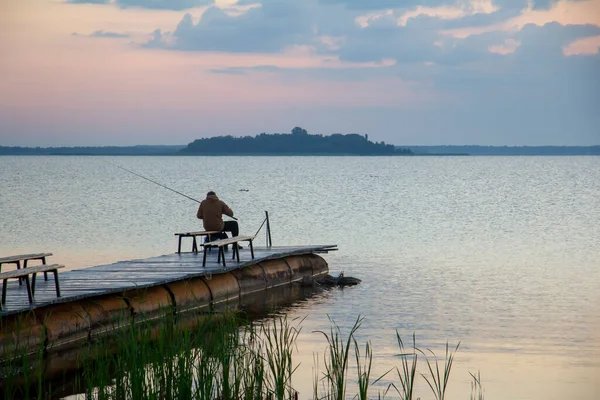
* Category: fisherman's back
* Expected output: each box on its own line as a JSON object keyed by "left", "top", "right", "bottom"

{"left": 197, "top": 193, "right": 233, "bottom": 231}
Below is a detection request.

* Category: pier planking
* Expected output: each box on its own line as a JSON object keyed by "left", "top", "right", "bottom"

{"left": 0, "top": 245, "right": 336, "bottom": 317}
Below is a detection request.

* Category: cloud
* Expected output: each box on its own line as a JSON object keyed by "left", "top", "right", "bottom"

{"left": 66, "top": 0, "right": 214, "bottom": 10}
{"left": 67, "top": 0, "right": 110, "bottom": 4}
{"left": 210, "top": 65, "right": 281, "bottom": 75}
{"left": 430, "top": 22, "right": 600, "bottom": 106}
{"left": 117, "top": 0, "right": 213, "bottom": 10}
{"left": 352, "top": 0, "right": 505, "bottom": 29}
{"left": 397, "top": 0, "right": 499, "bottom": 26}
{"left": 488, "top": 37, "right": 521, "bottom": 53}
{"left": 209, "top": 68, "right": 249, "bottom": 75}
{"left": 237, "top": 19, "right": 600, "bottom": 116}
{"left": 563, "top": 34, "right": 600, "bottom": 54}
{"left": 159, "top": 3, "right": 319, "bottom": 53}
{"left": 72, "top": 30, "right": 130, "bottom": 38}
{"left": 144, "top": 0, "right": 600, "bottom": 71}
{"left": 318, "top": 0, "right": 561, "bottom": 12}
{"left": 61, "top": 0, "right": 599, "bottom": 145}
{"left": 440, "top": 7, "right": 525, "bottom": 29}
{"left": 91, "top": 30, "right": 130, "bottom": 38}
{"left": 5, "top": 0, "right": 597, "bottom": 148}
{"left": 208, "top": 58, "right": 397, "bottom": 79}
{"left": 514, "top": 21, "right": 600, "bottom": 60}
{"left": 335, "top": 17, "right": 444, "bottom": 63}
{"left": 144, "top": 29, "right": 165, "bottom": 48}
{"left": 531, "top": 0, "right": 554, "bottom": 10}
{"left": 443, "top": 0, "right": 600, "bottom": 38}
{"left": 318, "top": 0, "right": 447, "bottom": 11}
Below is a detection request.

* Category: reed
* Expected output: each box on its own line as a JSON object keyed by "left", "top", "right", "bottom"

{"left": 314, "top": 315, "right": 362, "bottom": 400}
{"left": 1, "top": 310, "right": 481, "bottom": 400}
{"left": 419, "top": 341, "right": 461, "bottom": 400}
{"left": 470, "top": 370, "right": 484, "bottom": 400}
{"left": 312, "top": 352, "right": 320, "bottom": 400}
{"left": 391, "top": 332, "right": 419, "bottom": 400}
{"left": 354, "top": 338, "right": 372, "bottom": 400}
{"left": 261, "top": 316, "right": 302, "bottom": 400}
{"left": 240, "top": 325, "right": 266, "bottom": 400}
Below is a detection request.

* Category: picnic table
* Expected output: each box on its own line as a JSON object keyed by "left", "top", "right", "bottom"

{"left": 0, "top": 252, "right": 53, "bottom": 283}
{"left": 0, "top": 264, "right": 64, "bottom": 310}
{"left": 0, "top": 253, "right": 63, "bottom": 311}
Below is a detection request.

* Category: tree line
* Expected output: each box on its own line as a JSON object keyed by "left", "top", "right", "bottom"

{"left": 181, "top": 127, "right": 414, "bottom": 156}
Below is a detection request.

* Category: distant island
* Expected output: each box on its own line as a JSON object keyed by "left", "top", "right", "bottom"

{"left": 0, "top": 145, "right": 185, "bottom": 156}
{"left": 181, "top": 127, "right": 413, "bottom": 155}
{"left": 1, "top": 131, "right": 599, "bottom": 156}
{"left": 404, "top": 145, "right": 600, "bottom": 156}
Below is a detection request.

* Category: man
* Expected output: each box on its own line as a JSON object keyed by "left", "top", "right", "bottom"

{"left": 196, "top": 191, "right": 239, "bottom": 238}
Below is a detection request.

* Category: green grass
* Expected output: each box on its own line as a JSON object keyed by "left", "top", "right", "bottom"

{"left": 1, "top": 311, "right": 482, "bottom": 400}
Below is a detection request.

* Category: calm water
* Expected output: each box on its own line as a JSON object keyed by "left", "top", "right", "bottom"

{"left": 1, "top": 156, "right": 599, "bottom": 399}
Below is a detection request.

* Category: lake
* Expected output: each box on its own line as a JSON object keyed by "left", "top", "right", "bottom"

{"left": 1, "top": 155, "right": 599, "bottom": 399}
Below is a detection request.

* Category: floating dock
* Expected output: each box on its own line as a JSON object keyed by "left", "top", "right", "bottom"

{"left": 0, "top": 245, "right": 336, "bottom": 356}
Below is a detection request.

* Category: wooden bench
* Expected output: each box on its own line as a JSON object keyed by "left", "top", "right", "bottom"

{"left": 0, "top": 264, "right": 64, "bottom": 310}
{"left": 174, "top": 231, "right": 221, "bottom": 253}
{"left": 0, "top": 253, "right": 53, "bottom": 285}
{"left": 202, "top": 236, "right": 255, "bottom": 267}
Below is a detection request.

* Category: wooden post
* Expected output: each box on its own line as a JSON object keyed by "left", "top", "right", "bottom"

{"left": 54, "top": 269, "right": 61, "bottom": 297}
{"left": 265, "top": 211, "right": 272, "bottom": 247}
{"left": 24, "top": 275, "right": 33, "bottom": 303}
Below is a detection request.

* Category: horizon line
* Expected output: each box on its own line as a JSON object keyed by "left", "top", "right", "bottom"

{"left": 1, "top": 144, "right": 600, "bottom": 148}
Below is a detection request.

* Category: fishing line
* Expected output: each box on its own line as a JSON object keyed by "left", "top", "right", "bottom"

{"left": 108, "top": 161, "right": 238, "bottom": 220}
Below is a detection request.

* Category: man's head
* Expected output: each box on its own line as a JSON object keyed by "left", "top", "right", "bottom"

{"left": 207, "top": 191, "right": 216, "bottom": 197}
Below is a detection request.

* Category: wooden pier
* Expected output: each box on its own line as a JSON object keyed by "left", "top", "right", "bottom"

{"left": 0, "top": 245, "right": 336, "bottom": 317}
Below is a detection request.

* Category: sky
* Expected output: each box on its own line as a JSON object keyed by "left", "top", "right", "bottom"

{"left": 0, "top": 0, "right": 599, "bottom": 146}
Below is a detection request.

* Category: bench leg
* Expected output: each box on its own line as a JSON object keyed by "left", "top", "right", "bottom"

{"left": 53, "top": 270, "right": 61, "bottom": 297}
{"left": 1, "top": 279, "right": 7, "bottom": 305}
{"left": 192, "top": 237, "right": 198, "bottom": 253}
{"left": 206, "top": 234, "right": 213, "bottom": 253}
{"left": 178, "top": 235, "right": 182, "bottom": 253}
{"left": 17, "top": 261, "right": 23, "bottom": 286}
{"left": 42, "top": 257, "right": 48, "bottom": 281}
{"left": 203, "top": 246, "right": 211, "bottom": 267}
{"left": 24, "top": 275, "right": 33, "bottom": 304}
{"left": 32, "top": 273, "right": 37, "bottom": 296}
{"left": 232, "top": 243, "right": 237, "bottom": 261}
{"left": 249, "top": 240, "right": 255, "bottom": 259}
{"left": 219, "top": 248, "right": 227, "bottom": 267}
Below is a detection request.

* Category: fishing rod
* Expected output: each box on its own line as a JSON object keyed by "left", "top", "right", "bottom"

{"left": 110, "top": 162, "right": 238, "bottom": 220}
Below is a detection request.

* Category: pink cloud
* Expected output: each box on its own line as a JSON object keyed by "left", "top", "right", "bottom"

{"left": 443, "top": 0, "right": 600, "bottom": 39}
{"left": 563, "top": 34, "right": 600, "bottom": 55}
{"left": 488, "top": 38, "right": 521, "bottom": 55}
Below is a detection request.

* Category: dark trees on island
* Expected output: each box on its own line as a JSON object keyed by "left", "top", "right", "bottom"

{"left": 181, "top": 127, "right": 414, "bottom": 155}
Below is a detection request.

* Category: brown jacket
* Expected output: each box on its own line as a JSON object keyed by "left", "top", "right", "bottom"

{"left": 196, "top": 194, "right": 233, "bottom": 231}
